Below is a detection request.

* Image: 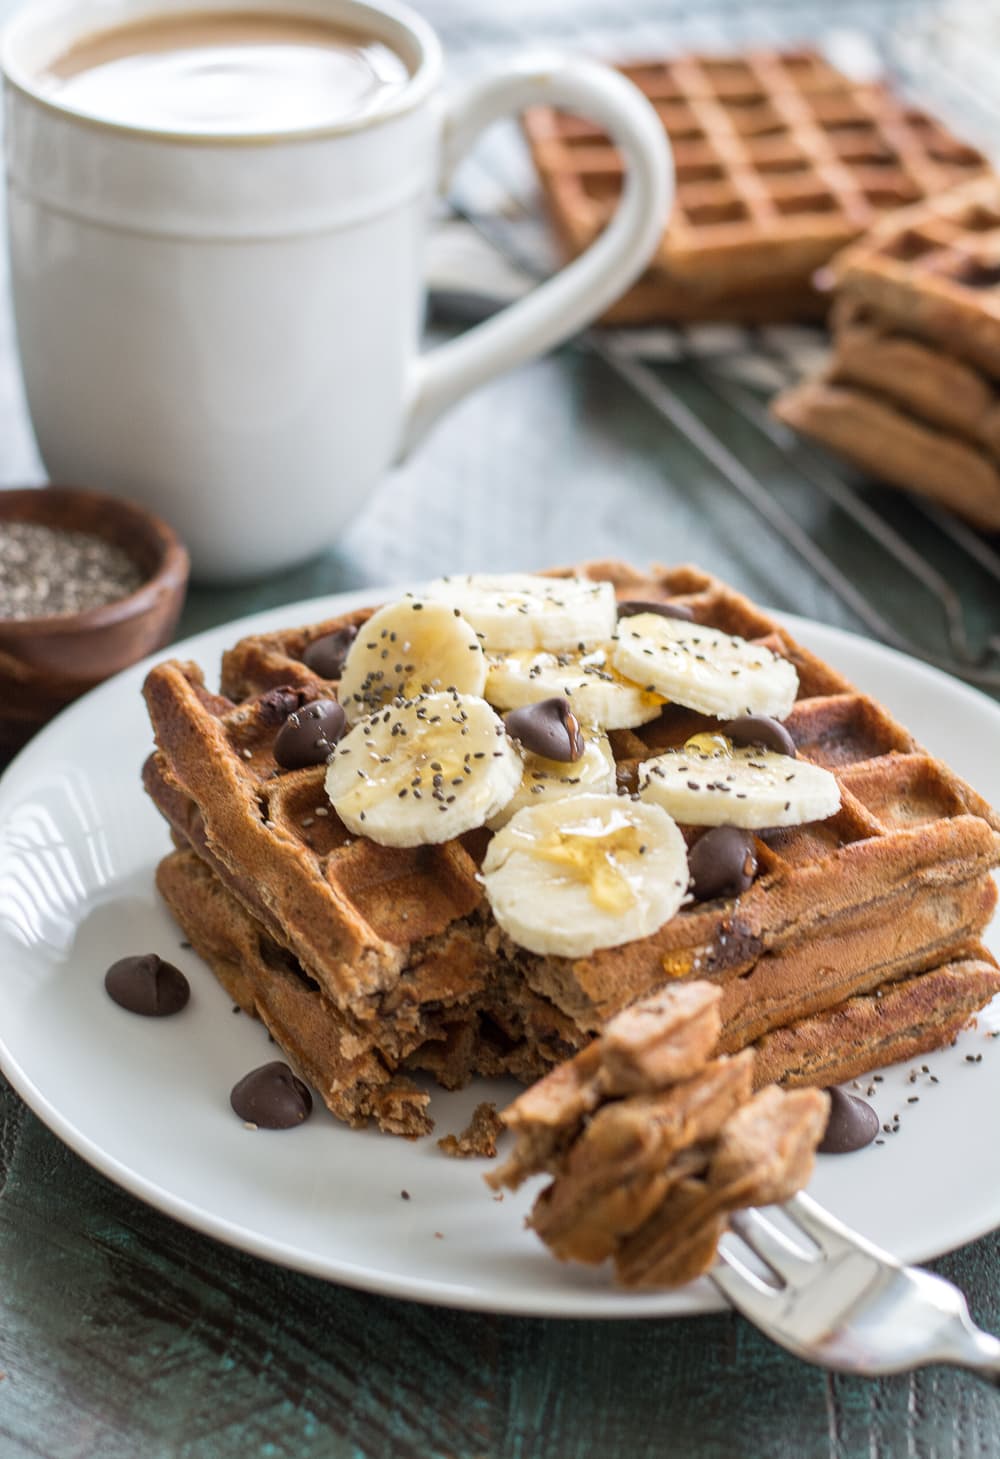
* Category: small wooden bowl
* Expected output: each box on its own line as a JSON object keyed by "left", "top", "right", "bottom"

{"left": 0, "top": 486, "right": 190, "bottom": 758}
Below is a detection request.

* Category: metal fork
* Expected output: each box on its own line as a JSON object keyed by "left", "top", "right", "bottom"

{"left": 711, "top": 1193, "right": 1000, "bottom": 1383}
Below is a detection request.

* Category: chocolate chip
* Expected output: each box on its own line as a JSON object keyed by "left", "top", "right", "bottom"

{"left": 617, "top": 599, "right": 695, "bottom": 622}
{"left": 303, "top": 624, "right": 359, "bottom": 679}
{"left": 504, "top": 698, "right": 584, "bottom": 762}
{"left": 105, "top": 954, "right": 190, "bottom": 1016}
{"left": 274, "top": 698, "right": 346, "bottom": 769}
{"left": 257, "top": 685, "right": 307, "bottom": 727}
{"left": 230, "top": 1061, "right": 313, "bottom": 1128}
{"left": 818, "top": 1087, "right": 880, "bottom": 1154}
{"left": 722, "top": 714, "right": 796, "bottom": 758}
{"left": 688, "top": 826, "right": 758, "bottom": 902}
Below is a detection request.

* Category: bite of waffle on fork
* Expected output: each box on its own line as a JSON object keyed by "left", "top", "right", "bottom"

{"left": 486, "top": 981, "right": 829, "bottom": 1288}
{"left": 522, "top": 48, "right": 988, "bottom": 324}
{"left": 774, "top": 175, "right": 1000, "bottom": 530}
{"left": 142, "top": 561, "right": 1000, "bottom": 1142}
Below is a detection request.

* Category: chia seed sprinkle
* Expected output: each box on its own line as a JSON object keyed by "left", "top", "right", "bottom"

{"left": 0, "top": 521, "right": 143, "bottom": 619}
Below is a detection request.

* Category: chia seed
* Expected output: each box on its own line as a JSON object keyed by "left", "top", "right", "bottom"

{"left": 0, "top": 521, "right": 143, "bottom": 619}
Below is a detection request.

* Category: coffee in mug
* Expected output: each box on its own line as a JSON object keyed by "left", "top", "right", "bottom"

{"left": 3, "top": 0, "right": 671, "bottom": 580}
{"left": 37, "top": 9, "right": 410, "bottom": 133}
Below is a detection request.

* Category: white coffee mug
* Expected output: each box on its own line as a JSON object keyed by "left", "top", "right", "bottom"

{"left": 2, "top": 0, "right": 672, "bottom": 581}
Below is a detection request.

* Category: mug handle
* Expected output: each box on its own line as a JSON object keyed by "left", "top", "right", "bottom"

{"left": 397, "top": 54, "right": 673, "bottom": 456}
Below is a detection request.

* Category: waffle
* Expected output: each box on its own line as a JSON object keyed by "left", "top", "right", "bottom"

{"left": 487, "top": 983, "right": 829, "bottom": 1288}
{"left": 824, "top": 303, "right": 1000, "bottom": 458}
{"left": 773, "top": 177, "right": 1000, "bottom": 530}
{"left": 522, "top": 50, "right": 988, "bottom": 324}
{"left": 142, "top": 561, "right": 1000, "bottom": 1135}
{"left": 824, "top": 174, "right": 1000, "bottom": 376}
{"left": 156, "top": 839, "right": 998, "bottom": 1128}
{"left": 773, "top": 378, "right": 1000, "bottom": 531}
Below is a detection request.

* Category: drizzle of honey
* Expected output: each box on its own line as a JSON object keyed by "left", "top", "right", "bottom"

{"left": 362, "top": 722, "right": 465, "bottom": 792}
{"left": 684, "top": 732, "right": 733, "bottom": 757}
{"left": 535, "top": 819, "right": 642, "bottom": 913}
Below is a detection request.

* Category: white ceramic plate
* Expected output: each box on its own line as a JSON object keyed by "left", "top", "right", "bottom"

{"left": 1, "top": 590, "right": 998, "bottom": 1318}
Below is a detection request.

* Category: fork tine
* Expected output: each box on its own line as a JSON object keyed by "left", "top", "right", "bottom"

{"left": 783, "top": 1192, "right": 897, "bottom": 1263}
{"left": 713, "top": 1237, "right": 784, "bottom": 1313}
{"left": 729, "top": 1208, "right": 821, "bottom": 1284}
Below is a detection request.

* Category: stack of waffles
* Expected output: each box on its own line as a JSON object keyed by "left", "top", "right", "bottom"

{"left": 142, "top": 562, "right": 1000, "bottom": 1137}
{"left": 488, "top": 982, "right": 828, "bottom": 1287}
{"left": 522, "top": 49, "right": 988, "bottom": 324}
{"left": 774, "top": 175, "right": 1000, "bottom": 531}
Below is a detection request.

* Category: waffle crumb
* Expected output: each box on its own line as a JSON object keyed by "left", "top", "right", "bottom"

{"left": 438, "top": 1102, "right": 504, "bottom": 1159}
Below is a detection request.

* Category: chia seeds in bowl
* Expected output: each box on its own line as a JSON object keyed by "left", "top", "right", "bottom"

{"left": 0, "top": 521, "right": 145, "bottom": 620}
{"left": 0, "top": 485, "right": 189, "bottom": 759}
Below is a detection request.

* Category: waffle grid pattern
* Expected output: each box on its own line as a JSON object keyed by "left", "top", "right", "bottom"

{"left": 773, "top": 175, "right": 1000, "bottom": 529}
{"left": 827, "top": 173, "right": 1000, "bottom": 367}
{"left": 523, "top": 48, "right": 987, "bottom": 321}
{"left": 143, "top": 563, "right": 1000, "bottom": 1133}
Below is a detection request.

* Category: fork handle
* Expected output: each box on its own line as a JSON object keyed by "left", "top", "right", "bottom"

{"left": 954, "top": 1329, "right": 1000, "bottom": 1387}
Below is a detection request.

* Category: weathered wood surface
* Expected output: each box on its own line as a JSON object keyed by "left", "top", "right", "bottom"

{"left": 3, "top": 1, "right": 1000, "bottom": 1453}
{"left": 3, "top": 1082, "right": 1000, "bottom": 1459}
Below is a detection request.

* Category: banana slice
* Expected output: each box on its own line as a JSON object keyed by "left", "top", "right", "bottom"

{"left": 486, "top": 732, "right": 617, "bottom": 830}
{"left": 325, "top": 692, "right": 521, "bottom": 847}
{"left": 482, "top": 792, "right": 689, "bottom": 959}
{"left": 423, "top": 573, "right": 617, "bottom": 652}
{"left": 337, "top": 597, "right": 486, "bottom": 723}
{"left": 638, "top": 742, "right": 840, "bottom": 829}
{"left": 612, "top": 615, "right": 798, "bottom": 721}
{"left": 486, "top": 644, "right": 664, "bottom": 729}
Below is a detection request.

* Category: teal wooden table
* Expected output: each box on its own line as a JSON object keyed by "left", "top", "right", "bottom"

{"left": 4, "top": 2, "right": 1000, "bottom": 1453}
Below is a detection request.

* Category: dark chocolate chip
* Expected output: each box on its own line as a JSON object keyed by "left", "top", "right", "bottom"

{"left": 818, "top": 1087, "right": 880, "bottom": 1154}
{"left": 274, "top": 698, "right": 346, "bottom": 769}
{"left": 722, "top": 714, "right": 796, "bottom": 758}
{"left": 230, "top": 1062, "right": 313, "bottom": 1129}
{"left": 503, "top": 698, "right": 584, "bottom": 762}
{"left": 257, "top": 685, "right": 307, "bottom": 727}
{"left": 617, "top": 599, "right": 695, "bottom": 622}
{"left": 303, "top": 624, "right": 359, "bottom": 679}
{"left": 688, "top": 826, "right": 758, "bottom": 902}
{"left": 105, "top": 954, "right": 190, "bottom": 1016}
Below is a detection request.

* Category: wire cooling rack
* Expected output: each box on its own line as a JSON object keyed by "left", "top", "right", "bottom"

{"left": 421, "top": 0, "right": 1000, "bottom": 693}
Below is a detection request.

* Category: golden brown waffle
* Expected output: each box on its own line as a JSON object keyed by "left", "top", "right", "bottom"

{"left": 142, "top": 561, "right": 1000, "bottom": 1134}
{"left": 772, "top": 180, "right": 1000, "bottom": 529}
{"left": 488, "top": 984, "right": 829, "bottom": 1287}
{"left": 825, "top": 303, "right": 1000, "bottom": 458}
{"left": 156, "top": 839, "right": 999, "bottom": 1134}
{"left": 773, "top": 378, "right": 1000, "bottom": 531}
{"left": 156, "top": 847, "right": 435, "bottom": 1135}
{"left": 825, "top": 174, "right": 1000, "bottom": 376}
{"left": 522, "top": 50, "right": 988, "bottom": 324}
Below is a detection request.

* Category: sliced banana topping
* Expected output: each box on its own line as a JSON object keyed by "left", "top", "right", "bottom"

{"left": 612, "top": 614, "right": 798, "bottom": 721}
{"left": 337, "top": 598, "right": 486, "bottom": 724}
{"left": 486, "top": 732, "right": 617, "bottom": 830}
{"left": 481, "top": 792, "right": 689, "bottom": 959}
{"left": 325, "top": 692, "right": 521, "bottom": 847}
{"left": 638, "top": 738, "right": 840, "bottom": 829}
{"left": 486, "top": 643, "right": 664, "bottom": 729}
{"left": 423, "top": 572, "right": 617, "bottom": 652}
